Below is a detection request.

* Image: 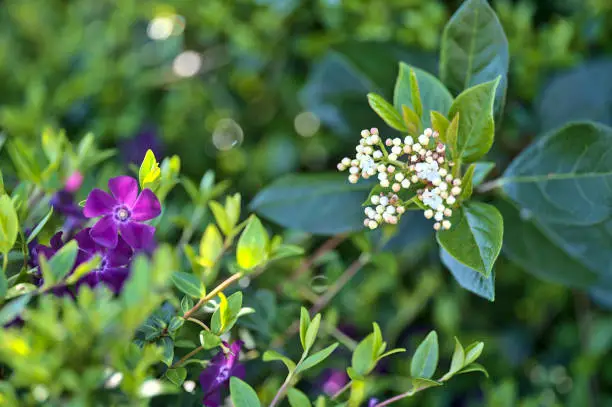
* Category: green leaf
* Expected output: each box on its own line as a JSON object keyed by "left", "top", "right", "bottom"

{"left": 299, "top": 307, "right": 311, "bottom": 350}
{"left": 394, "top": 63, "right": 453, "bottom": 127}
{"left": 402, "top": 105, "right": 422, "bottom": 135}
{"left": 448, "top": 338, "right": 465, "bottom": 377}
{"left": 0, "top": 294, "right": 31, "bottom": 325}
{"left": 209, "top": 201, "right": 232, "bottom": 236}
{"left": 236, "top": 215, "right": 269, "bottom": 270}
{"left": 460, "top": 164, "right": 475, "bottom": 201}
{"left": 372, "top": 322, "right": 384, "bottom": 358}
{"left": 180, "top": 296, "right": 194, "bottom": 314}
{"left": 440, "top": 248, "right": 495, "bottom": 301}
{"left": 472, "top": 162, "right": 495, "bottom": 186}
{"left": 262, "top": 350, "right": 296, "bottom": 372}
{"left": 430, "top": 111, "right": 450, "bottom": 142}
{"left": 446, "top": 113, "right": 459, "bottom": 157}
{"left": 411, "top": 378, "right": 443, "bottom": 392}
{"left": 304, "top": 313, "right": 321, "bottom": 352}
{"left": 295, "top": 343, "right": 339, "bottom": 374}
{"left": 464, "top": 342, "right": 484, "bottom": 365}
{"left": 0, "top": 195, "right": 19, "bottom": 255}
{"left": 166, "top": 368, "right": 187, "bottom": 386}
{"left": 288, "top": 388, "right": 311, "bottom": 407}
{"left": 437, "top": 202, "right": 503, "bottom": 277}
{"left": 440, "top": 0, "right": 509, "bottom": 118}
{"left": 459, "top": 363, "right": 489, "bottom": 378}
{"left": 139, "top": 149, "right": 161, "bottom": 190}
{"left": 502, "top": 122, "right": 612, "bottom": 226}
{"left": 250, "top": 174, "right": 372, "bottom": 235}
{"left": 171, "top": 271, "right": 206, "bottom": 298}
{"left": 447, "top": 78, "right": 499, "bottom": 163}
{"left": 269, "top": 244, "right": 305, "bottom": 262}
{"left": 409, "top": 68, "right": 423, "bottom": 119}
{"left": 377, "top": 348, "right": 406, "bottom": 361}
{"left": 0, "top": 268, "right": 7, "bottom": 299}
{"left": 26, "top": 207, "right": 53, "bottom": 244}
{"left": 47, "top": 240, "right": 78, "bottom": 283}
{"left": 200, "top": 330, "right": 222, "bottom": 350}
{"left": 496, "top": 199, "right": 598, "bottom": 288}
{"left": 198, "top": 224, "right": 224, "bottom": 267}
{"left": 230, "top": 377, "right": 261, "bottom": 407}
{"left": 348, "top": 379, "right": 366, "bottom": 407}
{"left": 367, "top": 93, "right": 407, "bottom": 132}
{"left": 410, "top": 331, "right": 439, "bottom": 379}
{"left": 352, "top": 333, "right": 376, "bottom": 376}
{"left": 5, "top": 283, "right": 37, "bottom": 300}
{"left": 159, "top": 336, "right": 174, "bottom": 366}
{"left": 65, "top": 255, "right": 101, "bottom": 285}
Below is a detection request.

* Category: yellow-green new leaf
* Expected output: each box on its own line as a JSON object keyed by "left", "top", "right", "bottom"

{"left": 402, "top": 105, "right": 421, "bottom": 135}
{"left": 430, "top": 111, "right": 450, "bottom": 143}
{"left": 409, "top": 68, "right": 423, "bottom": 118}
{"left": 139, "top": 149, "right": 161, "bottom": 190}
{"left": 0, "top": 195, "right": 19, "bottom": 255}
{"left": 367, "top": 93, "right": 407, "bottom": 132}
{"left": 236, "top": 216, "right": 268, "bottom": 270}
{"left": 198, "top": 224, "right": 224, "bottom": 268}
{"left": 209, "top": 201, "right": 231, "bottom": 236}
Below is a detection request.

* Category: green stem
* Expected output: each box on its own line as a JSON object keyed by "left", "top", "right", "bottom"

{"left": 331, "top": 381, "right": 352, "bottom": 400}
{"left": 269, "top": 353, "right": 307, "bottom": 407}
{"left": 171, "top": 346, "right": 204, "bottom": 369}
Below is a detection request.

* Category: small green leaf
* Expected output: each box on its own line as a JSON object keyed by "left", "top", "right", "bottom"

{"left": 464, "top": 342, "right": 484, "bottom": 365}
{"left": 139, "top": 149, "right": 161, "bottom": 190}
{"left": 410, "top": 331, "right": 439, "bottom": 379}
{"left": 367, "top": 93, "right": 407, "bottom": 132}
{"left": 402, "top": 105, "right": 421, "bottom": 135}
{"left": 411, "top": 378, "right": 442, "bottom": 392}
{"left": 377, "top": 348, "right": 406, "bottom": 361}
{"left": 269, "top": 244, "right": 304, "bottom": 261}
{"left": 372, "top": 322, "right": 384, "bottom": 358}
{"left": 198, "top": 224, "right": 224, "bottom": 268}
{"left": 236, "top": 215, "right": 269, "bottom": 270}
{"left": 159, "top": 336, "right": 174, "bottom": 366}
{"left": 447, "top": 78, "right": 500, "bottom": 163}
{"left": 209, "top": 201, "right": 231, "bottom": 236}
{"left": 446, "top": 113, "right": 459, "bottom": 158}
{"left": 295, "top": 343, "right": 339, "bottom": 374}
{"left": 449, "top": 338, "right": 465, "bottom": 376}
{"left": 459, "top": 363, "right": 489, "bottom": 378}
{"left": 348, "top": 379, "right": 366, "bottom": 407}
{"left": 47, "top": 240, "right": 78, "bottom": 283}
{"left": 409, "top": 68, "right": 423, "bottom": 119}
{"left": 26, "top": 207, "right": 53, "bottom": 244}
{"left": 262, "top": 350, "right": 296, "bottom": 372}
{"left": 437, "top": 202, "right": 503, "bottom": 277}
{"left": 304, "top": 313, "right": 321, "bottom": 352}
{"left": 230, "top": 377, "right": 261, "bottom": 407}
{"left": 200, "top": 330, "right": 222, "bottom": 350}
{"left": 0, "top": 293, "right": 31, "bottom": 325}
{"left": 430, "top": 111, "right": 450, "bottom": 142}
{"left": 351, "top": 333, "right": 376, "bottom": 376}
{"left": 288, "top": 388, "right": 311, "bottom": 407}
{"left": 5, "top": 283, "right": 37, "bottom": 300}
{"left": 0, "top": 269, "right": 7, "bottom": 299}
{"left": 65, "top": 255, "right": 101, "bottom": 285}
{"left": 171, "top": 271, "right": 206, "bottom": 298}
{"left": 460, "top": 164, "right": 476, "bottom": 201}
{"left": 0, "top": 195, "right": 19, "bottom": 255}
{"left": 300, "top": 307, "right": 311, "bottom": 350}
{"left": 180, "top": 296, "right": 194, "bottom": 314}
{"left": 166, "top": 367, "right": 187, "bottom": 386}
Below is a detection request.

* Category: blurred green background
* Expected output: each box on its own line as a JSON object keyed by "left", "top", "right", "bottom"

{"left": 2, "top": 0, "right": 612, "bottom": 406}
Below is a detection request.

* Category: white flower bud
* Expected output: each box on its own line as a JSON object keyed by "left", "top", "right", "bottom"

{"left": 350, "top": 167, "right": 359, "bottom": 175}
{"left": 439, "top": 182, "right": 448, "bottom": 191}
{"left": 404, "top": 136, "right": 414, "bottom": 145}
{"left": 351, "top": 159, "right": 359, "bottom": 166}
{"left": 437, "top": 204, "right": 446, "bottom": 212}
{"left": 378, "top": 172, "right": 387, "bottom": 181}
{"left": 388, "top": 153, "right": 398, "bottom": 161}
{"left": 424, "top": 128, "right": 433, "bottom": 137}
{"left": 348, "top": 175, "right": 359, "bottom": 184}
{"left": 364, "top": 219, "right": 371, "bottom": 227}
{"left": 394, "top": 173, "right": 405, "bottom": 182}
{"left": 371, "top": 195, "right": 380, "bottom": 205}
{"left": 392, "top": 138, "right": 401, "bottom": 146}
{"left": 367, "top": 167, "right": 376, "bottom": 176}
{"left": 442, "top": 220, "right": 451, "bottom": 230}
{"left": 370, "top": 134, "right": 380, "bottom": 144}
{"left": 363, "top": 146, "right": 373, "bottom": 155}
{"left": 380, "top": 196, "right": 389, "bottom": 206}
{"left": 444, "top": 208, "right": 452, "bottom": 217}
{"left": 361, "top": 129, "right": 370, "bottom": 138}
{"left": 424, "top": 209, "right": 434, "bottom": 219}
{"left": 411, "top": 175, "right": 419, "bottom": 183}
{"left": 380, "top": 179, "right": 390, "bottom": 188}
{"left": 438, "top": 168, "right": 447, "bottom": 177}
{"left": 341, "top": 157, "right": 351, "bottom": 166}
{"left": 375, "top": 214, "right": 382, "bottom": 222}
{"left": 377, "top": 164, "right": 387, "bottom": 173}
{"left": 403, "top": 145, "right": 412, "bottom": 154}
{"left": 368, "top": 220, "right": 378, "bottom": 230}
{"left": 451, "top": 186, "right": 461, "bottom": 196}
{"left": 433, "top": 222, "right": 441, "bottom": 231}
{"left": 401, "top": 179, "right": 411, "bottom": 189}
{"left": 373, "top": 150, "right": 383, "bottom": 159}
{"left": 392, "top": 183, "right": 401, "bottom": 192}
{"left": 385, "top": 138, "right": 393, "bottom": 146}
{"left": 446, "top": 196, "right": 456, "bottom": 205}
{"left": 376, "top": 205, "right": 385, "bottom": 214}
{"left": 337, "top": 163, "right": 345, "bottom": 171}
{"left": 432, "top": 178, "right": 441, "bottom": 186}
{"left": 356, "top": 145, "right": 364, "bottom": 153}
{"left": 387, "top": 165, "right": 395, "bottom": 173}
{"left": 413, "top": 143, "right": 422, "bottom": 151}
{"left": 391, "top": 146, "right": 402, "bottom": 155}
{"left": 434, "top": 211, "right": 444, "bottom": 221}
{"left": 440, "top": 191, "right": 449, "bottom": 199}
{"left": 397, "top": 206, "right": 405, "bottom": 214}
{"left": 388, "top": 216, "right": 398, "bottom": 225}
{"left": 370, "top": 128, "right": 379, "bottom": 135}
{"left": 453, "top": 179, "right": 462, "bottom": 186}
{"left": 445, "top": 174, "right": 453, "bottom": 182}
{"left": 386, "top": 206, "right": 396, "bottom": 214}
{"left": 418, "top": 135, "right": 429, "bottom": 145}
{"left": 437, "top": 157, "right": 445, "bottom": 164}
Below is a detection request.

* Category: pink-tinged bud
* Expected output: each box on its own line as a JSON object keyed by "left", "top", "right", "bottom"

{"left": 65, "top": 171, "right": 84, "bottom": 192}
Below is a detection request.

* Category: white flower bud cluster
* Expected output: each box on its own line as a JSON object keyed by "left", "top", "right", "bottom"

{"left": 338, "top": 127, "right": 463, "bottom": 231}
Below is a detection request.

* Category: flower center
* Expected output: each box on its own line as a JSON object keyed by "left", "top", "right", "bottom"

{"left": 114, "top": 206, "right": 131, "bottom": 222}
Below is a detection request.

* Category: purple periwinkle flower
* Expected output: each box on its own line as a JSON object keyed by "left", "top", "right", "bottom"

{"left": 27, "top": 231, "right": 65, "bottom": 270}
{"left": 74, "top": 228, "right": 133, "bottom": 293}
{"left": 320, "top": 369, "right": 349, "bottom": 396}
{"left": 199, "top": 341, "right": 245, "bottom": 407}
{"left": 368, "top": 398, "right": 379, "bottom": 407}
{"left": 83, "top": 176, "right": 161, "bottom": 250}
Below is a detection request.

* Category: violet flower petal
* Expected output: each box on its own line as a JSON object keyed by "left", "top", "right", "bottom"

{"left": 108, "top": 176, "right": 139, "bottom": 206}
{"left": 83, "top": 189, "right": 116, "bottom": 218}
{"left": 75, "top": 228, "right": 97, "bottom": 254}
{"left": 108, "top": 236, "right": 133, "bottom": 267}
{"left": 90, "top": 215, "right": 119, "bottom": 248}
{"left": 119, "top": 222, "right": 155, "bottom": 250}
{"left": 130, "top": 189, "right": 162, "bottom": 221}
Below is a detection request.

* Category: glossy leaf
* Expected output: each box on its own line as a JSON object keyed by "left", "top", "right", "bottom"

{"left": 440, "top": 248, "right": 495, "bottom": 301}
{"left": 464, "top": 342, "right": 484, "bottom": 365}
{"left": 166, "top": 368, "right": 187, "bottom": 386}
{"left": 459, "top": 363, "right": 489, "bottom": 378}
{"left": 437, "top": 202, "right": 503, "bottom": 277}
{"left": 449, "top": 338, "right": 465, "bottom": 376}
{"left": 198, "top": 224, "right": 224, "bottom": 267}
{"left": 299, "top": 307, "right": 311, "bottom": 350}
{"left": 460, "top": 164, "right": 476, "bottom": 201}
{"left": 262, "top": 350, "right": 296, "bottom": 372}
{"left": 410, "top": 331, "right": 439, "bottom": 379}
{"left": 394, "top": 63, "right": 453, "bottom": 127}
{"left": 440, "top": 0, "right": 509, "bottom": 117}
{"left": 230, "top": 377, "right": 261, "bottom": 407}
{"left": 171, "top": 271, "right": 205, "bottom": 298}
{"left": 288, "top": 388, "right": 311, "bottom": 407}
{"left": 447, "top": 78, "right": 499, "bottom": 163}
{"left": 367, "top": 93, "right": 407, "bottom": 132}
{"left": 251, "top": 174, "right": 372, "bottom": 235}
{"left": 351, "top": 333, "right": 376, "bottom": 376}
{"left": 139, "top": 149, "right": 161, "bottom": 191}
{"left": 209, "top": 201, "right": 231, "bottom": 236}
{"left": 47, "top": 240, "right": 78, "bottom": 283}
{"left": 304, "top": 313, "right": 321, "bottom": 352}
{"left": 295, "top": 343, "right": 339, "bottom": 374}
{"left": 236, "top": 215, "right": 268, "bottom": 270}
{"left": 200, "top": 330, "right": 222, "bottom": 350}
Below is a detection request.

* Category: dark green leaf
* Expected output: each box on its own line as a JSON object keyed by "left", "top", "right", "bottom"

{"left": 367, "top": 93, "right": 407, "bottom": 131}
{"left": 47, "top": 240, "right": 78, "bottom": 282}
{"left": 447, "top": 78, "right": 499, "bottom": 163}
{"left": 171, "top": 271, "right": 205, "bottom": 298}
{"left": 440, "top": 0, "right": 509, "bottom": 118}
{"left": 250, "top": 174, "right": 372, "bottom": 235}
{"left": 472, "top": 162, "right": 495, "bottom": 186}
{"left": 295, "top": 343, "right": 339, "bottom": 374}
{"left": 200, "top": 330, "right": 222, "bottom": 350}
{"left": 410, "top": 331, "right": 439, "bottom": 379}
{"left": 394, "top": 63, "right": 453, "bottom": 127}
{"left": 287, "top": 388, "right": 311, "bottom": 407}
{"left": 159, "top": 337, "right": 174, "bottom": 366}
{"left": 440, "top": 248, "right": 495, "bottom": 301}
{"left": 0, "top": 269, "right": 7, "bottom": 299}
{"left": 180, "top": 296, "right": 194, "bottom": 314}
{"left": 230, "top": 377, "right": 261, "bottom": 407}
{"left": 166, "top": 368, "right": 187, "bottom": 386}
{"left": 0, "top": 293, "right": 31, "bottom": 325}
{"left": 437, "top": 202, "right": 503, "bottom": 276}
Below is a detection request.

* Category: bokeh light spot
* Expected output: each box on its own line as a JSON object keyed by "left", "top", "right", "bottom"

{"left": 294, "top": 111, "right": 320, "bottom": 137}
{"left": 172, "top": 51, "right": 202, "bottom": 78}
{"left": 213, "top": 118, "right": 244, "bottom": 151}
{"left": 147, "top": 16, "right": 175, "bottom": 40}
